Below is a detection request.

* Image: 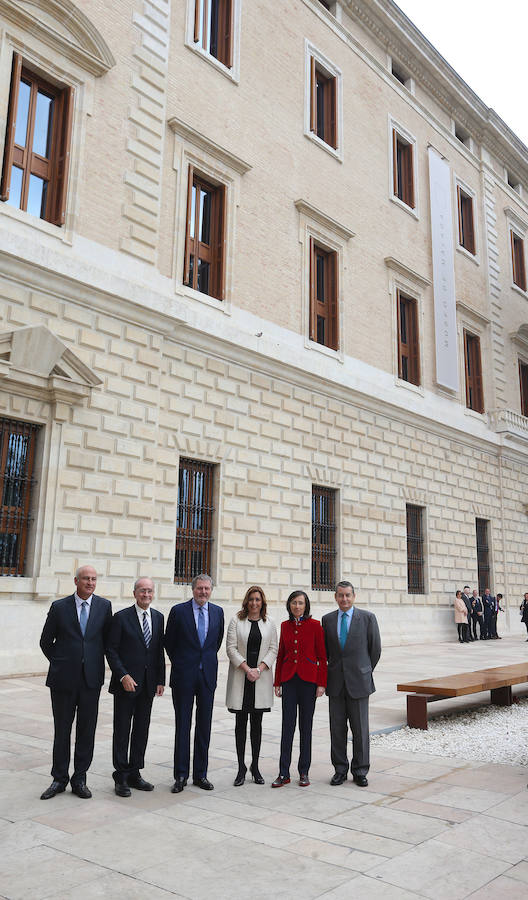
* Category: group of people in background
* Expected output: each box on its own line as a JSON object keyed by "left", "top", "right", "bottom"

{"left": 454, "top": 586, "right": 503, "bottom": 643}
{"left": 520, "top": 593, "right": 528, "bottom": 640}
{"left": 38, "top": 567, "right": 381, "bottom": 801}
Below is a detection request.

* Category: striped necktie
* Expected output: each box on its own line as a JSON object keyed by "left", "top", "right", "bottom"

{"left": 142, "top": 611, "right": 151, "bottom": 647}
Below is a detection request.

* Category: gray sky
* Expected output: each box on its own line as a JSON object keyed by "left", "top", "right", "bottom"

{"left": 394, "top": 1, "right": 528, "bottom": 147}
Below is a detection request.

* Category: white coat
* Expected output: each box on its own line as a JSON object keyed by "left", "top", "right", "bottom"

{"left": 225, "top": 615, "right": 278, "bottom": 711}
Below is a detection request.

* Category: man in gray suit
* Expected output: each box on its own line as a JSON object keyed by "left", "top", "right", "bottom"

{"left": 322, "top": 581, "right": 381, "bottom": 787}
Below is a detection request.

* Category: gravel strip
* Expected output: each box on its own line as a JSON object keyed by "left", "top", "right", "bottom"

{"left": 371, "top": 698, "right": 528, "bottom": 766}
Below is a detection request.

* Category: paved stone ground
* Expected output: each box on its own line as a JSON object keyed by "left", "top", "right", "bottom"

{"left": 1, "top": 634, "right": 528, "bottom": 899}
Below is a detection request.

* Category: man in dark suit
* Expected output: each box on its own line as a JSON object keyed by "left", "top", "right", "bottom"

{"left": 164, "top": 574, "right": 224, "bottom": 793}
{"left": 39, "top": 565, "right": 112, "bottom": 799}
{"left": 322, "top": 581, "right": 381, "bottom": 788}
{"left": 461, "top": 586, "right": 474, "bottom": 641}
{"left": 106, "top": 577, "right": 165, "bottom": 797}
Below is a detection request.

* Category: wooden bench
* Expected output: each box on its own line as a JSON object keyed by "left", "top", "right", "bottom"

{"left": 397, "top": 663, "right": 528, "bottom": 729}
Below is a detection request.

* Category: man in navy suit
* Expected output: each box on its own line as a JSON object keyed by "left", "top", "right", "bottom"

{"left": 106, "top": 577, "right": 165, "bottom": 796}
{"left": 39, "top": 565, "right": 112, "bottom": 799}
{"left": 164, "top": 574, "right": 224, "bottom": 793}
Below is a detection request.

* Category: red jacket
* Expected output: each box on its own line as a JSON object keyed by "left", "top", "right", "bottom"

{"left": 274, "top": 617, "right": 327, "bottom": 687}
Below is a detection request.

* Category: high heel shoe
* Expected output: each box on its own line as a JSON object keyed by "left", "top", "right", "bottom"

{"left": 233, "top": 766, "right": 246, "bottom": 787}
{"left": 250, "top": 764, "right": 265, "bottom": 785}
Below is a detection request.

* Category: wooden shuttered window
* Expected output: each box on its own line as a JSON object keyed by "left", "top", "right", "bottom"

{"left": 174, "top": 458, "right": 215, "bottom": 584}
{"left": 193, "top": 0, "right": 233, "bottom": 68}
{"left": 457, "top": 186, "right": 476, "bottom": 255}
{"left": 475, "top": 518, "right": 490, "bottom": 596}
{"left": 464, "top": 330, "right": 484, "bottom": 413}
{"left": 0, "top": 53, "right": 73, "bottom": 225}
{"left": 309, "top": 237, "right": 338, "bottom": 351}
{"left": 0, "top": 418, "right": 39, "bottom": 576}
{"left": 183, "top": 166, "right": 226, "bottom": 300}
{"left": 511, "top": 231, "right": 527, "bottom": 291}
{"left": 519, "top": 361, "right": 528, "bottom": 418}
{"left": 392, "top": 130, "right": 414, "bottom": 208}
{"left": 406, "top": 504, "right": 425, "bottom": 594}
{"left": 397, "top": 291, "right": 420, "bottom": 385}
{"left": 312, "top": 485, "right": 337, "bottom": 590}
{"left": 309, "top": 57, "right": 337, "bottom": 149}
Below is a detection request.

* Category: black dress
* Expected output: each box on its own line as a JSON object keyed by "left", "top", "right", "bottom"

{"left": 229, "top": 620, "right": 271, "bottom": 713}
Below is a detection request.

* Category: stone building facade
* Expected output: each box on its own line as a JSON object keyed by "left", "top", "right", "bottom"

{"left": 1, "top": 0, "right": 527, "bottom": 675}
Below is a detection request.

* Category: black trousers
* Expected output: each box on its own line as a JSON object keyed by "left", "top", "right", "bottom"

{"left": 483, "top": 614, "right": 493, "bottom": 639}
{"left": 329, "top": 689, "right": 370, "bottom": 778}
{"left": 279, "top": 675, "right": 316, "bottom": 777}
{"left": 50, "top": 679, "right": 100, "bottom": 784}
{"left": 235, "top": 710, "right": 263, "bottom": 770}
{"left": 471, "top": 613, "right": 483, "bottom": 639}
{"left": 112, "top": 685, "right": 153, "bottom": 780}
{"left": 172, "top": 670, "right": 214, "bottom": 780}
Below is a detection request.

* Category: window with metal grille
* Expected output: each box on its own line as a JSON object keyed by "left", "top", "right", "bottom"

{"left": 406, "top": 504, "right": 424, "bottom": 594}
{"left": 476, "top": 518, "right": 490, "bottom": 595}
{"left": 0, "top": 418, "right": 39, "bottom": 575}
{"left": 312, "top": 486, "right": 337, "bottom": 590}
{"left": 174, "top": 458, "right": 215, "bottom": 584}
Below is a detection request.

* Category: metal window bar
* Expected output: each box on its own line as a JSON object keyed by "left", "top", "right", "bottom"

{"left": 406, "top": 504, "right": 424, "bottom": 594}
{"left": 312, "top": 486, "right": 336, "bottom": 590}
{"left": 476, "top": 518, "right": 490, "bottom": 595}
{"left": 0, "top": 418, "right": 38, "bottom": 575}
{"left": 174, "top": 458, "right": 215, "bottom": 584}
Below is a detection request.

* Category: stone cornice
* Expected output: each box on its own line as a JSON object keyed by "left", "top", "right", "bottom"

{"left": 340, "top": 0, "right": 528, "bottom": 181}
{"left": 456, "top": 300, "right": 492, "bottom": 327}
{"left": 384, "top": 256, "right": 430, "bottom": 287}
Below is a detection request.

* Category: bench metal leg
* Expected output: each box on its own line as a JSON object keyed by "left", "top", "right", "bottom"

{"left": 490, "top": 686, "right": 513, "bottom": 706}
{"left": 407, "top": 694, "right": 428, "bottom": 729}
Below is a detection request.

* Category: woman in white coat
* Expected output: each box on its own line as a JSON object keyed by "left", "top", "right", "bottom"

{"left": 226, "top": 586, "right": 278, "bottom": 786}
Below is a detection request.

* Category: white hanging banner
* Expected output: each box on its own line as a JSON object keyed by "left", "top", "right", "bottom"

{"left": 428, "top": 147, "right": 458, "bottom": 392}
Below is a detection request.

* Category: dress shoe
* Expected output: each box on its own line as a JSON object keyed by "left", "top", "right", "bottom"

{"left": 299, "top": 773, "right": 310, "bottom": 787}
{"left": 353, "top": 774, "right": 368, "bottom": 787}
{"left": 193, "top": 777, "right": 214, "bottom": 790}
{"left": 40, "top": 780, "right": 66, "bottom": 800}
{"left": 71, "top": 781, "right": 92, "bottom": 799}
{"left": 250, "top": 765, "right": 265, "bottom": 785}
{"left": 271, "top": 775, "right": 290, "bottom": 788}
{"left": 128, "top": 775, "right": 154, "bottom": 791}
{"left": 115, "top": 782, "right": 131, "bottom": 798}
{"left": 330, "top": 772, "right": 347, "bottom": 786}
{"left": 233, "top": 768, "right": 246, "bottom": 787}
{"left": 171, "top": 777, "right": 187, "bottom": 793}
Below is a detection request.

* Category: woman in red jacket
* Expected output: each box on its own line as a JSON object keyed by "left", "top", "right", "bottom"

{"left": 272, "top": 590, "right": 327, "bottom": 788}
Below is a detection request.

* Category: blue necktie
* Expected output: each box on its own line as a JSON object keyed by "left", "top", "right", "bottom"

{"left": 142, "top": 611, "right": 151, "bottom": 647}
{"left": 339, "top": 612, "right": 348, "bottom": 649}
{"left": 197, "top": 606, "right": 206, "bottom": 646}
{"left": 80, "top": 601, "right": 88, "bottom": 636}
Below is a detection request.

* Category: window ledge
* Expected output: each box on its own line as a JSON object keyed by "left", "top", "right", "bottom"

{"left": 390, "top": 194, "right": 419, "bottom": 220}
{"left": 395, "top": 377, "right": 424, "bottom": 397}
{"left": 0, "top": 201, "right": 72, "bottom": 244}
{"left": 511, "top": 282, "right": 528, "bottom": 300}
{"left": 464, "top": 406, "right": 486, "bottom": 422}
{"left": 184, "top": 39, "right": 239, "bottom": 84}
{"left": 304, "top": 130, "right": 343, "bottom": 163}
{"left": 456, "top": 244, "right": 479, "bottom": 266}
{"left": 178, "top": 283, "right": 231, "bottom": 315}
{"left": 305, "top": 337, "right": 344, "bottom": 363}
